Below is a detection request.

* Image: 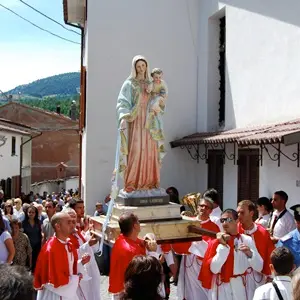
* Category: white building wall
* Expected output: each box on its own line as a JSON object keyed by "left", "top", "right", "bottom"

{"left": 198, "top": 0, "right": 300, "bottom": 130}
{"left": 196, "top": 0, "right": 300, "bottom": 208}
{"left": 84, "top": 0, "right": 203, "bottom": 213}
{"left": 0, "top": 132, "right": 22, "bottom": 179}
{"left": 65, "top": 176, "right": 79, "bottom": 192}
{"left": 224, "top": 0, "right": 300, "bottom": 128}
{"left": 260, "top": 144, "right": 300, "bottom": 209}
{"left": 83, "top": 0, "right": 300, "bottom": 213}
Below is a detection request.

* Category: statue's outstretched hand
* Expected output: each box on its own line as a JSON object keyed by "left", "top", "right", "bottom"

{"left": 120, "top": 119, "right": 126, "bottom": 130}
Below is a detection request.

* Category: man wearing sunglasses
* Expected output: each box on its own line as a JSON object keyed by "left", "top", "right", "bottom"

{"left": 199, "top": 208, "right": 263, "bottom": 300}
{"left": 173, "top": 197, "right": 220, "bottom": 300}
{"left": 237, "top": 200, "right": 275, "bottom": 290}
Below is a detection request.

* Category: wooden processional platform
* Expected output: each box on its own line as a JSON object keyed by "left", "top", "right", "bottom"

{"left": 91, "top": 196, "right": 203, "bottom": 246}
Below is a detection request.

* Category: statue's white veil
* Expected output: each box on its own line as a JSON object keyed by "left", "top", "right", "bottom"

{"left": 128, "top": 55, "right": 150, "bottom": 80}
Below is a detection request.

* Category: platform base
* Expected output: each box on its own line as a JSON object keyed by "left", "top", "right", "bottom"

{"left": 91, "top": 215, "right": 200, "bottom": 245}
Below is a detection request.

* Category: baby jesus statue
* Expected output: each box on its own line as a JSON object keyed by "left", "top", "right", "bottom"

{"left": 145, "top": 68, "right": 168, "bottom": 163}
{"left": 147, "top": 68, "right": 168, "bottom": 114}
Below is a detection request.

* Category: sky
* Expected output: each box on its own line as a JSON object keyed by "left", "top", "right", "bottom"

{"left": 0, "top": 0, "right": 81, "bottom": 92}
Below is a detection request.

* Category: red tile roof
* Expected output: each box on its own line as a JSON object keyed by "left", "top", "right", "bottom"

{"left": 170, "top": 118, "right": 300, "bottom": 147}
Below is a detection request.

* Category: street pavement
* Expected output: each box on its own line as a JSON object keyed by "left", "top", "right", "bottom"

{"left": 100, "top": 275, "right": 177, "bottom": 300}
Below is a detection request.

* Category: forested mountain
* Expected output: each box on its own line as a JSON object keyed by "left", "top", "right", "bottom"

{"left": 7, "top": 72, "right": 80, "bottom": 98}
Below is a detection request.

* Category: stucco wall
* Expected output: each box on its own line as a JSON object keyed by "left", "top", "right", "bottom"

{"left": 224, "top": 1, "right": 300, "bottom": 128}
{"left": 83, "top": 0, "right": 204, "bottom": 213}
{"left": 260, "top": 144, "right": 300, "bottom": 209}
{"left": 31, "top": 177, "right": 79, "bottom": 196}
{"left": 0, "top": 131, "right": 22, "bottom": 179}
{"left": 83, "top": 0, "right": 300, "bottom": 213}
{"left": 198, "top": 0, "right": 300, "bottom": 209}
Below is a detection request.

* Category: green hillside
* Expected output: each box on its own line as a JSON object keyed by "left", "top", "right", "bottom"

{"left": 7, "top": 72, "right": 80, "bottom": 98}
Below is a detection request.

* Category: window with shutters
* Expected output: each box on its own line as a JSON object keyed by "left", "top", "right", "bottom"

{"left": 207, "top": 150, "right": 224, "bottom": 209}
{"left": 237, "top": 149, "right": 259, "bottom": 204}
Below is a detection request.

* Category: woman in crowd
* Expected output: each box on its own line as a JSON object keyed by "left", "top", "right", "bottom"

{"left": 255, "top": 196, "right": 273, "bottom": 228}
{"left": 0, "top": 213, "right": 15, "bottom": 264}
{"left": 4, "top": 202, "right": 15, "bottom": 222}
{"left": 22, "top": 205, "right": 42, "bottom": 272}
{"left": 10, "top": 219, "right": 32, "bottom": 269}
{"left": 123, "top": 255, "right": 163, "bottom": 300}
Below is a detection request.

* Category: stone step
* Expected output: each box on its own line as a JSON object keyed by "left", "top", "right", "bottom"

{"left": 116, "top": 195, "right": 170, "bottom": 206}
{"left": 111, "top": 202, "right": 182, "bottom": 221}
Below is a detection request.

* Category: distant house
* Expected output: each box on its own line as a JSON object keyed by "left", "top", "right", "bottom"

{"left": 0, "top": 118, "right": 38, "bottom": 197}
{"left": 0, "top": 102, "right": 79, "bottom": 184}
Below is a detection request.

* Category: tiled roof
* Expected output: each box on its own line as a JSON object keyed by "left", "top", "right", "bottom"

{"left": 0, "top": 102, "right": 78, "bottom": 124}
{"left": 170, "top": 118, "right": 300, "bottom": 147}
{"left": 0, "top": 118, "right": 39, "bottom": 135}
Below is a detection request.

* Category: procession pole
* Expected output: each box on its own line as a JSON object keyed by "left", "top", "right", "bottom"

{"left": 97, "top": 128, "right": 122, "bottom": 255}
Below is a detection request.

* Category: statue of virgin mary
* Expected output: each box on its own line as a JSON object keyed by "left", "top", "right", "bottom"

{"left": 116, "top": 55, "right": 166, "bottom": 197}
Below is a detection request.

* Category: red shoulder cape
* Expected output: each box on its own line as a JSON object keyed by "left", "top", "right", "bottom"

{"left": 68, "top": 230, "right": 87, "bottom": 250}
{"left": 199, "top": 238, "right": 235, "bottom": 289}
{"left": 68, "top": 233, "right": 80, "bottom": 250}
{"left": 109, "top": 234, "right": 146, "bottom": 294}
{"left": 238, "top": 223, "right": 274, "bottom": 275}
{"left": 34, "top": 236, "right": 78, "bottom": 289}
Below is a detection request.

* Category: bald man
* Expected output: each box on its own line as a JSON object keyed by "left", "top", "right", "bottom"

{"left": 34, "top": 212, "right": 89, "bottom": 300}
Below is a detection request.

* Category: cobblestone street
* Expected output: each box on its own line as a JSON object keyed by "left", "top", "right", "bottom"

{"left": 100, "top": 275, "right": 177, "bottom": 300}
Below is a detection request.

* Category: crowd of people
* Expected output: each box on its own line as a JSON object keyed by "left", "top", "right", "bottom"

{"left": 0, "top": 187, "right": 299, "bottom": 300}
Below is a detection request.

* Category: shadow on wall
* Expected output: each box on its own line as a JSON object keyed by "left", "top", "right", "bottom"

{"left": 225, "top": 66, "right": 236, "bottom": 130}
{"left": 222, "top": 0, "right": 300, "bottom": 28}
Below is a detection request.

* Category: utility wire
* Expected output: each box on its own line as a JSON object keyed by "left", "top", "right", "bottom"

{"left": 19, "top": 0, "right": 81, "bottom": 36}
{"left": 0, "top": 3, "right": 81, "bottom": 45}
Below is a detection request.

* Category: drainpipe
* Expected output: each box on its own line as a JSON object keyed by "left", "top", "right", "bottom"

{"left": 19, "top": 132, "right": 42, "bottom": 196}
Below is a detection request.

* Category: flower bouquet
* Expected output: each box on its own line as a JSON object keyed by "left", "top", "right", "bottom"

{"left": 180, "top": 192, "right": 201, "bottom": 216}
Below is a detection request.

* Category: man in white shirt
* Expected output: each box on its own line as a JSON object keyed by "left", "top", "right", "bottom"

{"left": 13, "top": 198, "right": 25, "bottom": 222}
{"left": 42, "top": 199, "right": 56, "bottom": 244}
{"left": 269, "top": 191, "right": 296, "bottom": 243}
{"left": 253, "top": 247, "right": 293, "bottom": 300}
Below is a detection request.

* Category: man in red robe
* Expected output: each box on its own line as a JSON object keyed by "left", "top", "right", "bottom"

{"left": 109, "top": 212, "right": 158, "bottom": 300}
{"left": 172, "top": 197, "right": 219, "bottom": 300}
{"left": 34, "top": 212, "right": 89, "bottom": 300}
{"left": 237, "top": 200, "right": 275, "bottom": 289}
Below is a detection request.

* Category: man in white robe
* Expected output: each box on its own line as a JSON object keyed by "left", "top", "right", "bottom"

{"left": 199, "top": 208, "right": 263, "bottom": 300}
{"left": 173, "top": 198, "right": 220, "bottom": 300}
{"left": 34, "top": 212, "right": 89, "bottom": 300}
{"left": 66, "top": 208, "right": 101, "bottom": 300}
